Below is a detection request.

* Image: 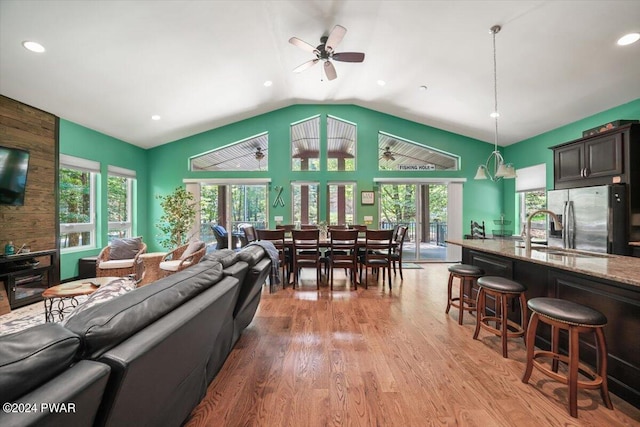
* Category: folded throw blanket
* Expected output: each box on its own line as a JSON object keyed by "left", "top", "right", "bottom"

{"left": 246, "top": 241, "right": 281, "bottom": 285}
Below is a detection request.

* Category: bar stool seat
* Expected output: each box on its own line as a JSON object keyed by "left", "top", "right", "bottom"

{"left": 522, "top": 297, "right": 613, "bottom": 418}
{"left": 473, "top": 276, "right": 527, "bottom": 358}
{"left": 445, "top": 264, "right": 483, "bottom": 325}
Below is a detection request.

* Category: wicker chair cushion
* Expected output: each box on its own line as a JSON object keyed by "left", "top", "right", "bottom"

{"left": 160, "top": 259, "right": 192, "bottom": 272}
{"left": 98, "top": 259, "right": 136, "bottom": 269}
{"left": 109, "top": 237, "right": 142, "bottom": 260}
{"left": 180, "top": 240, "right": 205, "bottom": 260}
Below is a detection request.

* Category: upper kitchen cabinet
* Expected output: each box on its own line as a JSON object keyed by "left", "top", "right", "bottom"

{"left": 551, "top": 124, "right": 639, "bottom": 189}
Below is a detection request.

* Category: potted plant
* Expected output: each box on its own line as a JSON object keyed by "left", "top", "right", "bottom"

{"left": 156, "top": 186, "right": 197, "bottom": 250}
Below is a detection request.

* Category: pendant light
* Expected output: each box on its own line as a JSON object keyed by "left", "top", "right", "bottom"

{"left": 475, "top": 25, "right": 516, "bottom": 181}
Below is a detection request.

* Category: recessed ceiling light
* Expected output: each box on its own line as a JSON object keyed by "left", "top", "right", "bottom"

{"left": 377, "top": 80, "right": 386, "bottom": 86}
{"left": 263, "top": 80, "right": 273, "bottom": 87}
{"left": 22, "top": 41, "right": 45, "bottom": 53}
{"left": 419, "top": 85, "right": 428, "bottom": 91}
{"left": 490, "top": 112, "right": 500, "bottom": 118}
{"left": 151, "top": 115, "right": 161, "bottom": 121}
{"left": 617, "top": 33, "right": 640, "bottom": 46}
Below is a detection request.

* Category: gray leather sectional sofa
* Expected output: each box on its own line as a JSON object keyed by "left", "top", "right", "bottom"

{"left": 0, "top": 245, "right": 272, "bottom": 427}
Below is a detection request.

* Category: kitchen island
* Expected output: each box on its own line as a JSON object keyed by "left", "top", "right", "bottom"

{"left": 447, "top": 238, "right": 640, "bottom": 408}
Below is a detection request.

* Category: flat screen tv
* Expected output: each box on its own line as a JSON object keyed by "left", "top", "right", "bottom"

{"left": 0, "top": 146, "right": 30, "bottom": 206}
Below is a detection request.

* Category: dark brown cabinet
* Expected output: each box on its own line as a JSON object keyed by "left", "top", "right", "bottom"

{"left": 0, "top": 250, "right": 57, "bottom": 309}
{"left": 551, "top": 124, "right": 637, "bottom": 189}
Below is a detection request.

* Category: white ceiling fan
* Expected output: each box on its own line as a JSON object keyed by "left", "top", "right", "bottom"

{"left": 289, "top": 25, "right": 365, "bottom": 81}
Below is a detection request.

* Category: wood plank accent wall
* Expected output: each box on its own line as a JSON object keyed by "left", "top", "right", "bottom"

{"left": 0, "top": 95, "right": 59, "bottom": 281}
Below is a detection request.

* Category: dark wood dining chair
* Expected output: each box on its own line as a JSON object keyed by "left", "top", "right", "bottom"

{"left": 291, "top": 229, "right": 322, "bottom": 289}
{"left": 256, "top": 229, "right": 289, "bottom": 285}
{"left": 359, "top": 229, "right": 394, "bottom": 289}
{"left": 390, "top": 225, "right": 408, "bottom": 280}
{"left": 327, "top": 229, "right": 359, "bottom": 290}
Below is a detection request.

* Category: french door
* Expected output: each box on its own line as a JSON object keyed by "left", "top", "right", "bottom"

{"left": 192, "top": 180, "right": 269, "bottom": 248}
{"left": 378, "top": 181, "right": 461, "bottom": 262}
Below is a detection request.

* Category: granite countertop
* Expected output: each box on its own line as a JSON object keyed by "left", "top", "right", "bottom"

{"left": 447, "top": 238, "right": 640, "bottom": 289}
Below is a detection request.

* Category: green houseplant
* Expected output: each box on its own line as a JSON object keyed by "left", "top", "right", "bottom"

{"left": 156, "top": 186, "right": 197, "bottom": 250}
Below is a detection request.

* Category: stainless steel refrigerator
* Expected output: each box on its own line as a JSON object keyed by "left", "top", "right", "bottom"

{"left": 547, "top": 184, "right": 628, "bottom": 254}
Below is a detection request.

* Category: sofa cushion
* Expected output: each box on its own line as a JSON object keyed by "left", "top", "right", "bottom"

{"left": 0, "top": 323, "right": 81, "bottom": 403}
{"left": 236, "top": 245, "right": 266, "bottom": 268}
{"left": 62, "top": 277, "right": 137, "bottom": 325}
{"left": 64, "top": 258, "right": 226, "bottom": 359}
{"left": 109, "top": 237, "right": 142, "bottom": 260}
{"left": 203, "top": 249, "right": 237, "bottom": 268}
{"left": 180, "top": 240, "right": 205, "bottom": 260}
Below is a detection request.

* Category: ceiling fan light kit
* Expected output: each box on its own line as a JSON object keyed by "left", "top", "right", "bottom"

{"left": 289, "top": 24, "right": 365, "bottom": 81}
{"left": 475, "top": 24, "right": 516, "bottom": 182}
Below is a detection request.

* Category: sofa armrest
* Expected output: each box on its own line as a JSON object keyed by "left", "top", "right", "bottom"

{"left": 0, "top": 360, "right": 110, "bottom": 427}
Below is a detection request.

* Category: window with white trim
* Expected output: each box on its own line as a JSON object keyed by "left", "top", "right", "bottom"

{"left": 59, "top": 155, "right": 98, "bottom": 250}
{"left": 107, "top": 165, "right": 135, "bottom": 242}
{"left": 516, "top": 164, "right": 547, "bottom": 240}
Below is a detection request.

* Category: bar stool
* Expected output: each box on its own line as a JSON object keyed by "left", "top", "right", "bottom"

{"left": 445, "top": 264, "right": 483, "bottom": 325}
{"left": 522, "top": 297, "right": 613, "bottom": 418}
{"left": 473, "top": 276, "right": 527, "bottom": 358}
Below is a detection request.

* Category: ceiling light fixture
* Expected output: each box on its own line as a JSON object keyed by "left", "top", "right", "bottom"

{"left": 22, "top": 41, "right": 45, "bottom": 53}
{"left": 263, "top": 80, "right": 273, "bottom": 87}
{"left": 151, "top": 115, "right": 161, "bottom": 121}
{"left": 419, "top": 85, "right": 428, "bottom": 91}
{"left": 475, "top": 25, "right": 516, "bottom": 181}
{"left": 377, "top": 80, "right": 386, "bottom": 86}
{"left": 617, "top": 32, "right": 640, "bottom": 46}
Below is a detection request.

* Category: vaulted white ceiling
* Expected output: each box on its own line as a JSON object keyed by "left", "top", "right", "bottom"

{"left": 1, "top": 1, "right": 639, "bottom": 149}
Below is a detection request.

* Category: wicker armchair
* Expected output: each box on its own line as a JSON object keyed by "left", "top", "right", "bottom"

{"left": 159, "top": 241, "right": 206, "bottom": 276}
{"left": 96, "top": 240, "right": 147, "bottom": 280}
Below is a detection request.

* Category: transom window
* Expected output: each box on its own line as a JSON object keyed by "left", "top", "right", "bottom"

{"left": 291, "top": 116, "right": 320, "bottom": 171}
{"left": 327, "top": 116, "right": 356, "bottom": 171}
{"left": 378, "top": 132, "right": 459, "bottom": 171}
{"left": 190, "top": 133, "right": 268, "bottom": 172}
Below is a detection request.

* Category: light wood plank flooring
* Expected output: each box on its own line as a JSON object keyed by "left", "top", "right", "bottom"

{"left": 187, "top": 264, "right": 640, "bottom": 426}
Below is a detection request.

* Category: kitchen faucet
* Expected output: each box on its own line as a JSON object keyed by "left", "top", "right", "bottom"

{"left": 525, "top": 209, "right": 562, "bottom": 252}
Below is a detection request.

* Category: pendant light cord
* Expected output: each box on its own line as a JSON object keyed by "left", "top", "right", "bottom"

{"left": 492, "top": 25, "right": 500, "bottom": 153}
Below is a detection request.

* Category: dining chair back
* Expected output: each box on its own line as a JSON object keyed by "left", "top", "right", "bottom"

{"left": 327, "top": 229, "right": 359, "bottom": 290}
{"left": 359, "top": 229, "right": 394, "bottom": 289}
{"left": 239, "top": 224, "right": 257, "bottom": 247}
{"left": 390, "top": 225, "right": 408, "bottom": 280}
{"left": 291, "top": 229, "right": 322, "bottom": 289}
{"left": 256, "top": 229, "right": 289, "bottom": 285}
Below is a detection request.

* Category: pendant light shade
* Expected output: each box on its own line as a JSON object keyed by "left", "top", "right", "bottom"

{"left": 474, "top": 25, "right": 515, "bottom": 182}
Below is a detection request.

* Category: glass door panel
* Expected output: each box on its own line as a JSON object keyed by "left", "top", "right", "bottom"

{"left": 292, "top": 182, "right": 319, "bottom": 226}
{"left": 200, "top": 183, "right": 268, "bottom": 248}
{"left": 379, "top": 183, "right": 450, "bottom": 261}
{"left": 327, "top": 182, "right": 355, "bottom": 226}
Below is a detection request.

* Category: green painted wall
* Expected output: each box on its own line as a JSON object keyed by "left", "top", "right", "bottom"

{"left": 58, "top": 119, "right": 149, "bottom": 280}
{"left": 503, "top": 98, "right": 640, "bottom": 232}
{"left": 58, "top": 100, "right": 640, "bottom": 276}
{"left": 146, "top": 104, "right": 503, "bottom": 252}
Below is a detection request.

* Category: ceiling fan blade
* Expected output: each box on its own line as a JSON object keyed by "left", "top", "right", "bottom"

{"left": 325, "top": 25, "right": 347, "bottom": 53}
{"left": 332, "top": 52, "right": 365, "bottom": 63}
{"left": 293, "top": 59, "right": 319, "bottom": 73}
{"left": 324, "top": 61, "right": 337, "bottom": 80}
{"left": 289, "top": 37, "right": 320, "bottom": 55}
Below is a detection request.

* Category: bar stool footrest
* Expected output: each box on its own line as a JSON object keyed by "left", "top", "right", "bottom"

{"left": 531, "top": 351, "right": 604, "bottom": 389}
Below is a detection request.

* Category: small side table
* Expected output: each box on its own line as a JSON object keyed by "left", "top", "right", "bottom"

{"left": 42, "top": 277, "right": 118, "bottom": 322}
{"left": 139, "top": 252, "right": 167, "bottom": 286}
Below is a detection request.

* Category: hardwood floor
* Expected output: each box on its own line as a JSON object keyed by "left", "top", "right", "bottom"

{"left": 187, "top": 264, "right": 640, "bottom": 426}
